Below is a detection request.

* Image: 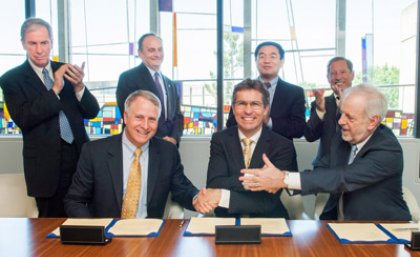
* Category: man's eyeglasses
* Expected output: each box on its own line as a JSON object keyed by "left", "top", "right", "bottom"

{"left": 233, "top": 101, "right": 264, "bottom": 110}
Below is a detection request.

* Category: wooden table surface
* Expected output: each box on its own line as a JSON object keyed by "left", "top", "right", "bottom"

{"left": 0, "top": 218, "right": 418, "bottom": 257}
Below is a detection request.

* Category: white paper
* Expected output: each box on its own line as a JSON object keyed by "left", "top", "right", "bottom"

{"left": 328, "top": 223, "right": 391, "bottom": 242}
{"left": 185, "top": 217, "right": 236, "bottom": 235}
{"left": 240, "top": 218, "right": 289, "bottom": 235}
{"left": 108, "top": 219, "right": 163, "bottom": 236}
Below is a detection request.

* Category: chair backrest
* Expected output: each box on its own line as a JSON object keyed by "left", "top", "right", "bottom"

{"left": 0, "top": 174, "right": 38, "bottom": 217}
{"left": 163, "top": 193, "right": 184, "bottom": 219}
{"left": 403, "top": 186, "right": 420, "bottom": 222}
{"left": 313, "top": 193, "right": 330, "bottom": 220}
{"left": 280, "top": 190, "right": 309, "bottom": 219}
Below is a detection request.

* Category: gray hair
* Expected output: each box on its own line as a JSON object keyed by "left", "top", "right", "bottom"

{"left": 341, "top": 83, "right": 388, "bottom": 121}
{"left": 21, "top": 17, "right": 53, "bottom": 42}
{"left": 124, "top": 90, "right": 162, "bottom": 120}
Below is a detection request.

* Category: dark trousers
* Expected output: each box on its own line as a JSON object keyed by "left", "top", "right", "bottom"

{"left": 36, "top": 140, "right": 78, "bottom": 217}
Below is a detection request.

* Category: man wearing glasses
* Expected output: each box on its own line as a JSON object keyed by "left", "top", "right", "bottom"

{"left": 202, "top": 79, "right": 297, "bottom": 218}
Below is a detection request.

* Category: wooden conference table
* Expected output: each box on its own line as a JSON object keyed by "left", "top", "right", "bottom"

{"left": 0, "top": 218, "right": 419, "bottom": 257}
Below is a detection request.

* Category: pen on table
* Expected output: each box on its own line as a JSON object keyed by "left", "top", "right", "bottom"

{"left": 179, "top": 220, "right": 185, "bottom": 227}
{"left": 393, "top": 227, "right": 419, "bottom": 231}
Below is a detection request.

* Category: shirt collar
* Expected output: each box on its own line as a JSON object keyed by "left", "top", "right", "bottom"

{"left": 258, "top": 76, "right": 278, "bottom": 88}
{"left": 122, "top": 130, "right": 149, "bottom": 155}
{"left": 354, "top": 133, "right": 373, "bottom": 154}
{"left": 145, "top": 64, "right": 160, "bottom": 78}
{"left": 238, "top": 127, "right": 262, "bottom": 143}
{"left": 28, "top": 59, "right": 52, "bottom": 77}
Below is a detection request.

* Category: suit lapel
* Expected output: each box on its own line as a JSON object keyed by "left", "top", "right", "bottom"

{"left": 22, "top": 61, "right": 48, "bottom": 94}
{"left": 250, "top": 127, "right": 270, "bottom": 168}
{"left": 147, "top": 138, "right": 160, "bottom": 204}
{"left": 106, "top": 135, "right": 124, "bottom": 209}
{"left": 227, "top": 128, "right": 246, "bottom": 169}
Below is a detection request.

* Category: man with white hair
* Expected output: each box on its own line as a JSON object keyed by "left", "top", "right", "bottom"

{"left": 240, "top": 84, "right": 411, "bottom": 221}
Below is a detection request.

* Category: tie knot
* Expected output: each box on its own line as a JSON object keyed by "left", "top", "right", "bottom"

{"left": 134, "top": 148, "right": 142, "bottom": 160}
{"left": 154, "top": 72, "right": 160, "bottom": 80}
{"left": 264, "top": 82, "right": 271, "bottom": 89}
{"left": 242, "top": 138, "right": 253, "bottom": 147}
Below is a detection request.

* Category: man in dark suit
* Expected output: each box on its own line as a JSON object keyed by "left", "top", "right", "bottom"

{"left": 304, "top": 57, "right": 354, "bottom": 165}
{"left": 65, "top": 90, "right": 213, "bottom": 218}
{"left": 226, "top": 41, "right": 306, "bottom": 141}
{"left": 241, "top": 84, "right": 411, "bottom": 220}
{"left": 0, "top": 18, "right": 99, "bottom": 217}
{"left": 116, "top": 33, "right": 183, "bottom": 146}
{"left": 204, "top": 79, "right": 297, "bottom": 218}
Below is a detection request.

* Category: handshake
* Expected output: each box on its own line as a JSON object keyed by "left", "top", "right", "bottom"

{"left": 192, "top": 153, "right": 289, "bottom": 214}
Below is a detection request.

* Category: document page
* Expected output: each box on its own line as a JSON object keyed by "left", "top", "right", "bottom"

{"left": 240, "top": 218, "right": 290, "bottom": 235}
{"left": 185, "top": 217, "right": 236, "bottom": 235}
{"left": 328, "top": 223, "right": 391, "bottom": 243}
{"left": 379, "top": 222, "right": 420, "bottom": 242}
{"left": 107, "top": 219, "right": 164, "bottom": 237}
{"left": 49, "top": 218, "right": 113, "bottom": 237}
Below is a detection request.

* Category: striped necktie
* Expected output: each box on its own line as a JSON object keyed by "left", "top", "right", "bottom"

{"left": 42, "top": 68, "right": 74, "bottom": 144}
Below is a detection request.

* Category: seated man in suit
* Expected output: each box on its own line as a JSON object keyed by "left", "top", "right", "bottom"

{"left": 65, "top": 90, "right": 214, "bottom": 218}
{"left": 240, "top": 84, "right": 411, "bottom": 221}
{"left": 203, "top": 79, "right": 297, "bottom": 218}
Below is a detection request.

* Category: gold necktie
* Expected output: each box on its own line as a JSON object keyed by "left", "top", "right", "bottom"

{"left": 242, "top": 138, "right": 253, "bottom": 168}
{"left": 121, "top": 147, "right": 142, "bottom": 219}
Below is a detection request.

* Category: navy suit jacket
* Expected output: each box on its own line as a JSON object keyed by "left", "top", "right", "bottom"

{"left": 300, "top": 125, "right": 411, "bottom": 221}
{"left": 304, "top": 94, "right": 339, "bottom": 166}
{"left": 64, "top": 134, "right": 198, "bottom": 218}
{"left": 206, "top": 126, "right": 297, "bottom": 218}
{"left": 0, "top": 60, "right": 99, "bottom": 197}
{"left": 116, "top": 63, "right": 184, "bottom": 142}
{"left": 226, "top": 78, "right": 306, "bottom": 140}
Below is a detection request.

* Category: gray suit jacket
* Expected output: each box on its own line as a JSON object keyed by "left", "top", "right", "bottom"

{"left": 64, "top": 134, "right": 198, "bottom": 218}
{"left": 300, "top": 124, "right": 411, "bottom": 220}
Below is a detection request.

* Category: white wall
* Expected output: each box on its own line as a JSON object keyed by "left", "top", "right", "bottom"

{"left": 0, "top": 137, "right": 419, "bottom": 218}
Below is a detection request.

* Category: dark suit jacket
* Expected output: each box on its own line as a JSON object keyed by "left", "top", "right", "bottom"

{"left": 226, "top": 78, "right": 306, "bottom": 140}
{"left": 304, "top": 94, "right": 339, "bottom": 166}
{"left": 300, "top": 124, "right": 411, "bottom": 221}
{"left": 0, "top": 60, "right": 99, "bottom": 198}
{"left": 206, "top": 126, "right": 297, "bottom": 218}
{"left": 116, "top": 63, "right": 184, "bottom": 142}
{"left": 64, "top": 134, "right": 199, "bottom": 218}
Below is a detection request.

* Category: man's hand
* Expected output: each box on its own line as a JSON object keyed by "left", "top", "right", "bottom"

{"left": 192, "top": 188, "right": 220, "bottom": 214}
{"left": 239, "top": 153, "right": 287, "bottom": 194}
{"left": 314, "top": 89, "right": 325, "bottom": 112}
{"left": 163, "top": 136, "right": 177, "bottom": 145}
{"left": 64, "top": 62, "right": 85, "bottom": 93}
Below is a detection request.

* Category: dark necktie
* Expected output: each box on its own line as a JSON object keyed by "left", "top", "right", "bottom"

{"left": 264, "top": 82, "right": 271, "bottom": 89}
{"left": 42, "top": 68, "right": 74, "bottom": 144}
{"left": 154, "top": 72, "right": 166, "bottom": 119}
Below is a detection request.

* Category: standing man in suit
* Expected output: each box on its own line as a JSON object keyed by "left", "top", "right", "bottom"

{"left": 304, "top": 57, "right": 354, "bottom": 165}
{"left": 226, "top": 41, "right": 306, "bottom": 141}
{"left": 0, "top": 18, "right": 100, "bottom": 217}
{"left": 203, "top": 79, "right": 297, "bottom": 218}
{"left": 241, "top": 84, "right": 411, "bottom": 221}
{"left": 65, "top": 90, "right": 214, "bottom": 218}
{"left": 116, "top": 33, "right": 183, "bottom": 146}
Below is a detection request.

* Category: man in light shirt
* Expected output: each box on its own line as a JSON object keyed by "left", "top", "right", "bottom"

{"left": 65, "top": 90, "right": 214, "bottom": 218}
{"left": 203, "top": 79, "right": 297, "bottom": 218}
{"left": 304, "top": 57, "right": 354, "bottom": 166}
{"left": 240, "top": 84, "right": 411, "bottom": 221}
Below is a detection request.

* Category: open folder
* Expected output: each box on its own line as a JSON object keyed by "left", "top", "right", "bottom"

{"left": 47, "top": 218, "right": 164, "bottom": 238}
{"left": 327, "top": 223, "right": 403, "bottom": 244}
{"left": 377, "top": 222, "right": 420, "bottom": 243}
{"left": 184, "top": 217, "right": 291, "bottom": 236}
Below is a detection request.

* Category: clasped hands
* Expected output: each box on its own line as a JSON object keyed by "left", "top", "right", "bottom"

{"left": 239, "top": 153, "right": 288, "bottom": 194}
{"left": 52, "top": 62, "right": 86, "bottom": 95}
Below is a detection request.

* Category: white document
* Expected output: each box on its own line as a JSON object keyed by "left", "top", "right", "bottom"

{"left": 50, "top": 218, "right": 113, "bottom": 237}
{"left": 328, "top": 223, "right": 391, "bottom": 242}
{"left": 185, "top": 217, "right": 236, "bottom": 235}
{"left": 240, "top": 218, "right": 290, "bottom": 235}
{"left": 107, "top": 219, "right": 163, "bottom": 236}
{"left": 379, "top": 222, "right": 420, "bottom": 241}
